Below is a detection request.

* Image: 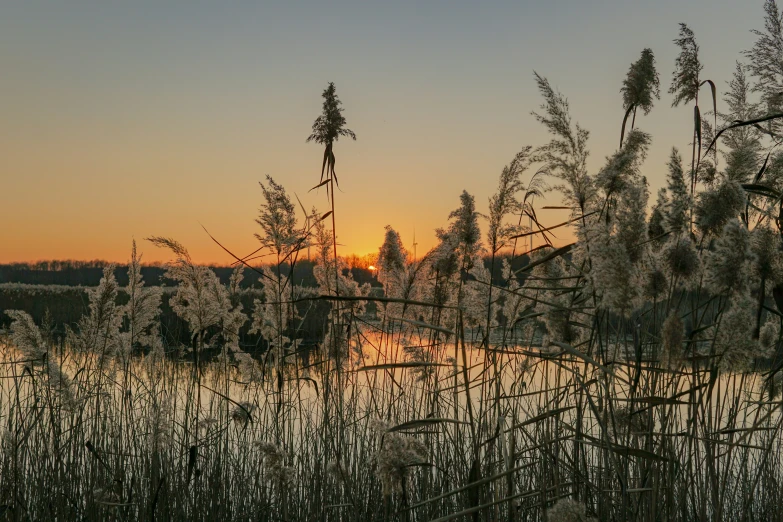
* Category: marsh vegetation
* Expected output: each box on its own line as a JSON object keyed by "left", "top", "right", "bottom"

{"left": 7, "top": 3, "right": 783, "bottom": 520}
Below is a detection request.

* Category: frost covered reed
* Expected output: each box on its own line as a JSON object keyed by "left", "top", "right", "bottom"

{"left": 6, "top": 5, "right": 783, "bottom": 520}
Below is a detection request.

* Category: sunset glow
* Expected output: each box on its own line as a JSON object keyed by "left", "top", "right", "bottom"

{"left": 0, "top": 0, "right": 758, "bottom": 264}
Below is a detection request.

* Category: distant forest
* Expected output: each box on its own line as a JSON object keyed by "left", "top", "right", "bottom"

{"left": 0, "top": 254, "right": 534, "bottom": 350}
{"left": 0, "top": 253, "right": 532, "bottom": 288}
{"left": 0, "top": 259, "right": 317, "bottom": 288}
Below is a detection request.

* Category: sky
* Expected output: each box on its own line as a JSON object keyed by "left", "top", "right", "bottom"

{"left": 0, "top": 0, "right": 765, "bottom": 264}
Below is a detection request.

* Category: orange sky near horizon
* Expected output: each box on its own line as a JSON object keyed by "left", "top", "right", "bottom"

{"left": 0, "top": 1, "right": 760, "bottom": 265}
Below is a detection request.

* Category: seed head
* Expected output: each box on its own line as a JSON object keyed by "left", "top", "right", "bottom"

{"left": 661, "top": 312, "right": 685, "bottom": 369}
{"left": 546, "top": 498, "right": 597, "bottom": 522}
{"left": 663, "top": 238, "right": 699, "bottom": 280}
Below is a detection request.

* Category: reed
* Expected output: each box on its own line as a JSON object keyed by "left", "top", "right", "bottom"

{"left": 5, "top": 4, "right": 783, "bottom": 520}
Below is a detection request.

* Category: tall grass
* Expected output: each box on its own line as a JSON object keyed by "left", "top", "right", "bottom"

{"left": 6, "top": 5, "right": 783, "bottom": 520}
